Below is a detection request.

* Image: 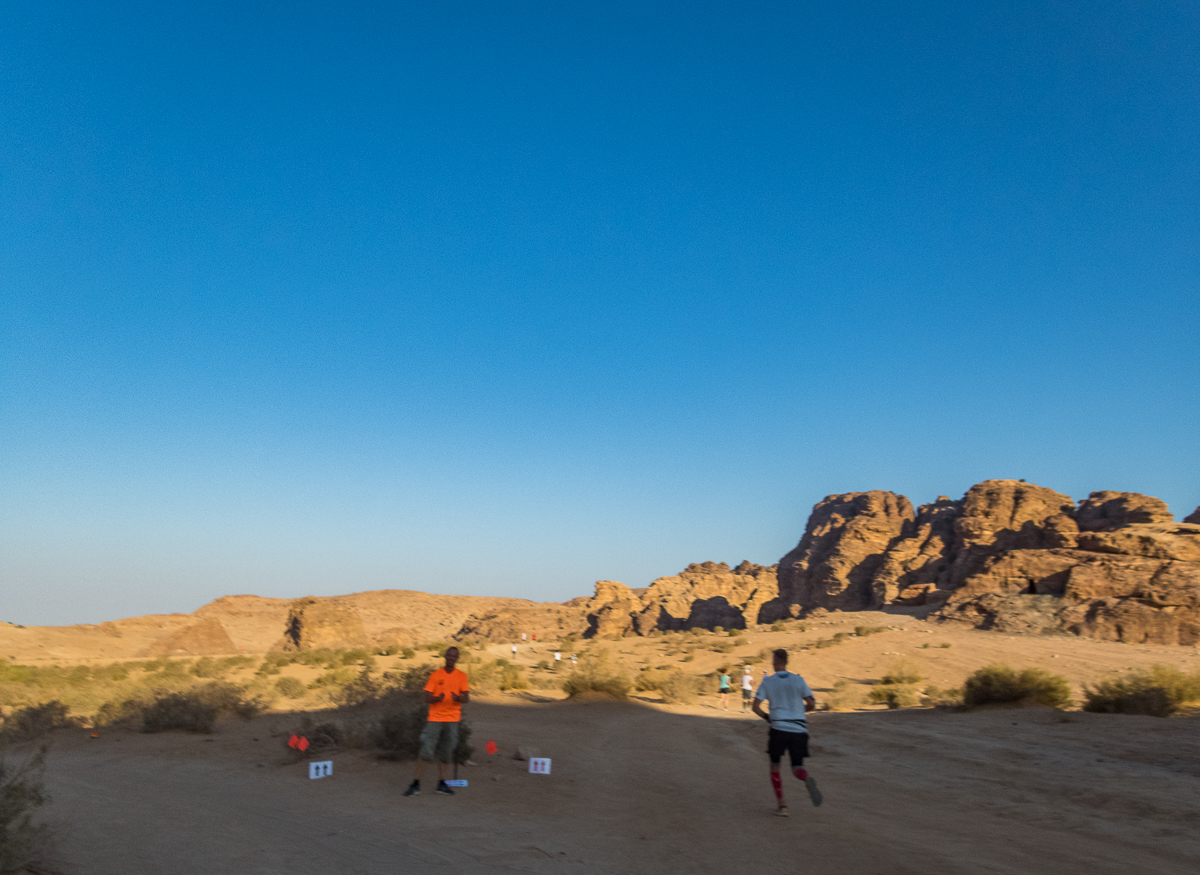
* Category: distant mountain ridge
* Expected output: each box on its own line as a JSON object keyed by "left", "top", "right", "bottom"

{"left": 4, "top": 480, "right": 1198, "bottom": 660}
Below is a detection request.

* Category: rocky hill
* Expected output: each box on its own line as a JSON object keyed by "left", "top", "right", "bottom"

{"left": 3, "top": 481, "right": 1197, "bottom": 659}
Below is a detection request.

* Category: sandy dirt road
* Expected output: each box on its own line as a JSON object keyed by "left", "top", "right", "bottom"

{"left": 36, "top": 699, "right": 1200, "bottom": 875}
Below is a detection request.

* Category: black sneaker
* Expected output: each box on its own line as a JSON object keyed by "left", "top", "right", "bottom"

{"left": 436, "top": 780, "right": 454, "bottom": 796}
{"left": 403, "top": 781, "right": 420, "bottom": 797}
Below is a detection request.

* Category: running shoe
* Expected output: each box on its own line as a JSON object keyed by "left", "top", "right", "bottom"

{"left": 774, "top": 806, "right": 789, "bottom": 817}
{"left": 403, "top": 781, "right": 420, "bottom": 797}
{"left": 436, "top": 780, "right": 455, "bottom": 796}
{"left": 805, "top": 775, "right": 822, "bottom": 807}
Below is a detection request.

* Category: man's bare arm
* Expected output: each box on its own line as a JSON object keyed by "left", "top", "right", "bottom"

{"left": 804, "top": 695, "right": 816, "bottom": 712}
{"left": 425, "top": 690, "right": 445, "bottom": 704}
{"left": 751, "top": 697, "right": 769, "bottom": 721}
{"left": 453, "top": 690, "right": 469, "bottom": 704}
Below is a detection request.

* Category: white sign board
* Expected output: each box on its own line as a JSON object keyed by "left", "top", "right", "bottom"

{"left": 528, "top": 757, "right": 551, "bottom": 775}
{"left": 308, "top": 760, "right": 333, "bottom": 779}
{"left": 444, "top": 779, "right": 468, "bottom": 787}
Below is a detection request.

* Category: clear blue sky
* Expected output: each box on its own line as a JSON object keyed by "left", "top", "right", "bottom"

{"left": 2, "top": 1, "right": 1197, "bottom": 626}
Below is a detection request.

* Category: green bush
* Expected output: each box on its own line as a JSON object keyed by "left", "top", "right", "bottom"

{"left": 561, "top": 652, "right": 632, "bottom": 700}
{"left": 1083, "top": 665, "right": 1200, "bottom": 717}
{"left": 399, "top": 647, "right": 416, "bottom": 659}
{"left": 868, "top": 684, "right": 920, "bottom": 709}
{"left": 274, "top": 677, "right": 306, "bottom": 699}
{"left": 963, "top": 665, "right": 1071, "bottom": 709}
{"left": 770, "top": 622, "right": 786, "bottom": 632}
{"left": 0, "top": 747, "right": 51, "bottom": 875}
{"left": 727, "top": 628, "right": 742, "bottom": 637}
{"left": 855, "top": 625, "right": 886, "bottom": 637}
{"left": 923, "top": 685, "right": 963, "bottom": 708}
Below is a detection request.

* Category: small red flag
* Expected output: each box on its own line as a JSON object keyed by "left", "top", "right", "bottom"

{"left": 288, "top": 734, "right": 300, "bottom": 749}
{"left": 485, "top": 740, "right": 498, "bottom": 755}
{"left": 297, "top": 737, "right": 310, "bottom": 752}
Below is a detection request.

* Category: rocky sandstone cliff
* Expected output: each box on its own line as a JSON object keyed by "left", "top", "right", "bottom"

{"left": 4, "top": 481, "right": 1196, "bottom": 659}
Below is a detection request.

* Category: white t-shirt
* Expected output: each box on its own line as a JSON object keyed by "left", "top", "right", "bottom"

{"left": 741, "top": 672, "right": 754, "bottom": 690}
{"left": 754, "top": 671, "right": 814, "bottom": 734}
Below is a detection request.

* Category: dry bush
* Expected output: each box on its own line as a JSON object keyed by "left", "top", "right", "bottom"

{"left": 656, "top": 671, "right": 704, "bottom": 705}
{"left": 868, "top": 684, "right": 920, "bottom": 709}
{"left": 922, "top": 685, "right": 963, "bottom": 708}
{"left": 881, "top": 660, "right": 923, "bottom": 685}
{"left": 373, "top": 692, "right": 474, "bottom": 764}
{"left": 0, "top": 747, "right": 54, "bottom": 875}
{"left": 855, "top": 625, "right": 886, "bottom": 637}
{"left": 274, "top": 677, "right": 305, "bottom": 699}
{"left": 0, "top": 703, "right": 76, "bottom": 743}
{"left": 1083, "top": 665, "right": 1200, "bottom": 717}
{"left": 963, "top": 665, "right": 1071, "bottom": 709}
{"left": 326, "top": 670, "right": 380, "bottom": 707}
{"left": 824, "top": 680, "right": 865, "bottom": 711}
{"left": 468, "top": 660, "right": 529, "bottom": 693}
{"left": 561, "top": 652, "right": 631, "bottom": 700}
{"left": 140, "top": 681, "right": 267, "bottom": 733}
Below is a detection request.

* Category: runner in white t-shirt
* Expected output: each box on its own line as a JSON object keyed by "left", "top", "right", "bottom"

{"left": 752, "top": 648, "right": 822, "bottom": 816}
{"left": 740, "top": 667, "right": 755, "bottom": 712}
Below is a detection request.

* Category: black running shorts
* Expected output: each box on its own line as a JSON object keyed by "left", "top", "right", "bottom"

{"left": 767, "top": 728, "right": 809, "bottom": 766}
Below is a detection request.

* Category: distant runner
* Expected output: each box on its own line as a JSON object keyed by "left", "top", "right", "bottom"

{"left": 404, "top": 647, "right": 469, "bottom": 798}
{"left": 740, "top": 667, "right": 754, "bottom": 712}
{"left": 718, "top": 670, "right": 731, "bottom": 710}
{"left": 752, "top": 648, "right": 822, "bottom": 816}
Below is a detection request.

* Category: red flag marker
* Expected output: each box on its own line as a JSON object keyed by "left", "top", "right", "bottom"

{"left": 298, "top": 737, "right": 310, "bottom": 752}
{"left": 485, "top": 740, "right": 498, "bottom": 755}
{"left": 288, "top": 735, "right": 300, "bottom": 749}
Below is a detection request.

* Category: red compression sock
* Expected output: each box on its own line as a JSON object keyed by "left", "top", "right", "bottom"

{"left": 793, "top": 768, "right": 808, "bottom": 781}
{"left": 770, "top": 772, "right": 783, "bottom": 803}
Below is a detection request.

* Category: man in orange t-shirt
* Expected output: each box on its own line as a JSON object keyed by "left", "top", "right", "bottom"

{"left": 404, "top": 646, "right": 470, "bottom": 797}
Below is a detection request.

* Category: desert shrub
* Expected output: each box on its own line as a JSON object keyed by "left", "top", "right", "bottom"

{"left": 376, "top": 645, "right": 400, "bottom": 656}
{"left": 469, "top": 660, "right": 529, "bottom": 693}
{"left": 309, "top": 668, "right": 356, "bottom": 690}
{"left": 384, "top": 664, "right": 436, "bottom": 694}
{"left": 712, "top": 641, "right": 736, "bottom": 654}
{"left": 963, "top": 665, "right": 1071, "bottom": 709}
{"left": 374, "top": 694, "right": 473, "bottom": 764}
{"left": 681, "top": 652, "right": 695, "bottom": 663}
{"left": 881, "top": 660, "right": 923, "bottom": 685}
{"left": 657, "top": 671, "right": 704, "bottom": 705}
{"left": 0, "top": 701, "right": 75, "bottom": 742}
{"left": 420, "top": 641, "right": 449, "bottom": 653}
{"left": 142, "top": 694, "right": 217, "bottom": 733}
{"left": 824, "top": 680, "right": 864, "bottom": 712}
{"left": 855, "top": 625, "right": 886, "bottom": 637}
{"left": 923, "top": 685, "right": 963, "bottom": 708}
{"left": 770, "top": 622, "right": 786, "bottom": 632}
{"left": 727, "top": 628, "right": 742, "bottom": 637}
{"left": 536, "top": 660, "right": 550, "bottom": 671}
{"left": 743, "top": 651, "right": 764, "bottom": 664}
{"left": 868, "top": 684, "right": 920, "bottom": 709}
{"left": 0, "top": 747, "right": 52, "bottom": 875}
{"left": 257, "top": 653, "right": 294, "bottom": 676}
{"left": 141, "top": 682, "right": 266, "bottom": 733}
{"left": 712, "top": 626, "right": 724, "bottom": 634}
{"left": 939, "top": 643, "right": 952, "bottom": 648}
{"left": 274, "top": 677, "right": 306, "bottom": 699}
{"left": 1082, "top": 665, "right": 1200, "bottom": 717}
{"left": 561, "top": 652, "right": 632, "bottom": 700}
{"left": 400, "top": 647, "right": 416, "bottom": 659}
{"left": 634, "top": 668, "right": 669, "bottom": 692}
{"left": 327, "top": 670, "right": 381, "bottom": 707}
{"left": 190, "top": 657, "right": 220, "bottom": 678}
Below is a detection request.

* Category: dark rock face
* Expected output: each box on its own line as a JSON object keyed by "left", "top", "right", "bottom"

{"left": 1184, "top": 506, "right": 1200, "bottom": 525}
{"left": 275, "top": 597, "right": 369, "bottom": 651}
{"left": 776, "top": 491, "right": 913, "bottom": 614}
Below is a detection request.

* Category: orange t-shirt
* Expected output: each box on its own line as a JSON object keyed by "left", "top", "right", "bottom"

{"left": 424, "top": 668, "right": 469, "bottom": 722}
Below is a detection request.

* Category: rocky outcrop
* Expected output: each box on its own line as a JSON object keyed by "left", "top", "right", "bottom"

{"left": 871, "top": 497, "right": 959, "bottom": 606}
{"left": 777, "top": 492, "right": 913, "bottom": 614}
{"left": 275, "top": 598, "right": 370, "bottom": 651}
{"left": 143, "top": 617, "right": 237, "bottom": 656}
{"left": 1076, "top": 491, "right": 1173, "bottom": 531}
{"left": 1184, "top": 506, "right": 1200, "bottom": 525}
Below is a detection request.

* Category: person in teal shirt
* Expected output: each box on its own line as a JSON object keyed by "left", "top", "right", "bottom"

{"left": 718, "top": 670, "right": 731, "bottom": 710}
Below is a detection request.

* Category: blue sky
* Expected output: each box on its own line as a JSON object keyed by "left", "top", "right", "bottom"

{"left": 2, "top": 1, "right": 1198, "bottom": 626}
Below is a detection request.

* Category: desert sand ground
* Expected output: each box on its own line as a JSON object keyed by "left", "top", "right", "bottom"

{"left": 9, "top": 611, "right": 1200, "bottom": 874}
{"left": 32, "top": 698, "right": 1200, "bottom": 875}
